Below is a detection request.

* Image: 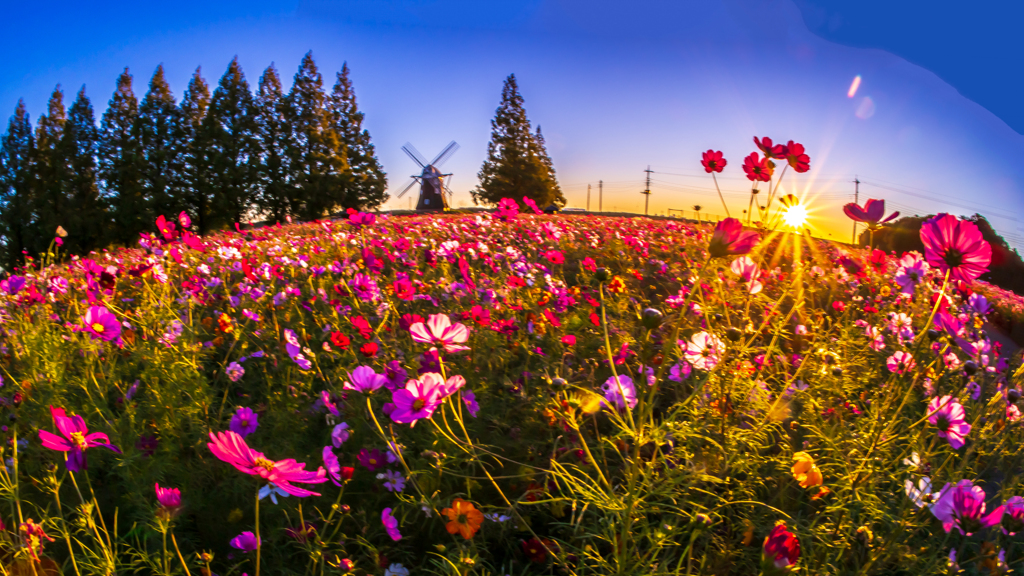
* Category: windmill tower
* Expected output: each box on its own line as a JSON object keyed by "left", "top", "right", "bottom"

{"left": 396, "top": 141, "right": 459, "bottom": 211}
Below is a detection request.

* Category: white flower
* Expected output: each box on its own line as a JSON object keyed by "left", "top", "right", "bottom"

{"left": 902, "top": 452, "right": 920, "bottom": 468}
{"left": 904, "top": 477, "right": 934, "bottom": 509}
{"left": 384, "top": 563, "right": 410, "bottom": 576}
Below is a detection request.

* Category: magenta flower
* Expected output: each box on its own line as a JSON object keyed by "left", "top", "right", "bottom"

{"left": 927, "top": 396, "right": 972, "bottom": 449}
{"left": 390, "top": 373, "right": 445, "bottom": 425}
{"left": 842, "top": 198, "right": 899, "bottom": 226}
{"left": 409, "top": 314, "right": 470, "bottom": 353}
{"left": 920, "top": 213, "right": 992, "bottom": 283}
{"left": 230, "top": 531, "right": 260, "bottom": 551}
{"left": 38, "top": 406, "right": 121, "bottom": 472}
{"left": 207, "top": 430, "right": 327, "bottom": 497}
{"left": 322, "top": 446, "right": 354, "bottom": 486}
{"left": 707, "top": 218, "right": 760, "bottom": 258}
{"left": 357, "top": 448, "right": 386, "bottom": 472}
{"left": 178, "top": 211, "right": 191, "bottom": 228}
{"left": 230, "top": 407, "right": 259, "bottom": 437}
{"left": 155, "top": 483, "right": 182, "bottom": 509}
{"left": 894, "top": 252, "right": 930, "bottom": 294}
{"left": 886, "top": 351, "right": 916, "bottom": 375}
{"left": 1002, "top": 496, "right": 1024, "bottom": 535}
{"left": 2, "top": 275, "right": 25, "bottom": 295}
{"left": 462, "top": 389, "right": 480, "bottom": 417}
{"left": 439, "top": 374, "right": 466, "bottom": 398}
{"left": 684, "top": 331, "right": 725, "bottom": 371}
{"left": 81, "top": 305, "right": 122, "bottom": 342}
{"left": 331, "top": 422, "right": 350, "bottom": 447}
{"left": 601, "top": 375, "right": 638, "bottom": 410}
{"left": 496, "top": 198, "right": 519, "bottom": 221}
{"left": 930, "top": 479, "right": 1004, "bottom": 535}
{"left": 283, "top": 328, "right": 313, "bottom": 370}
{"left": 382, "top": 508, "right": 402, "bottom": 541}
{"left": 348, "top": 211, "right": 376, "bottom": 229}
{"left": 226, "top": 362, "right": 245, "bottom": 382}
{"left": 343, "top": 366, "right": 389, "bottom": 394}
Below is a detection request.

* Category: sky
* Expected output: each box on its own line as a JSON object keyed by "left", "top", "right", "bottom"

{"left": 1, "top": 0, "right": 1022, "bottom": 245}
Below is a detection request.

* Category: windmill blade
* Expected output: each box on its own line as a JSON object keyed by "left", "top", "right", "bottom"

{"left": 401, "top": 143, "right": 427, "bottom": 168}
{"left": 444, "top": 173, "right": 454, "bottom": 199}
{"left": 430, "top": 141, "right": 460, "bottom": 167}
{"left": 395, "top": 178, "right": 418, "bottom": 199}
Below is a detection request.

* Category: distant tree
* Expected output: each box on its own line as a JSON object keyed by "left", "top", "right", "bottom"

{"left": 33, "top": 86, "right": 68, "bottom": 255}
{"left": 326, "top": 62, "right": 387, "bottom": 210}
{"left": 62, "top": 87, "right": 105, "bottom": 255}
{"left": 473, "top": 74, "right": 564, "bottom": 208}
{"left": 177, "top": 67, "right": 212, "bottom": 233}
{"left": 287, "top": 51, "right": 350, "bottom": 221}
{"left": 205, "top": 57, "right": 258, "bottom": 228}
{"left": 98, "top": 68, "right": 146, "bottom": 246}
{"left": 137, "top": 65, "right": 181, "bottom": 221}
{"left": 253, "top": 64, "right": 292, "bottom": 223}
{"left": 0, "top": 100, "right": 35, "bottom": 269}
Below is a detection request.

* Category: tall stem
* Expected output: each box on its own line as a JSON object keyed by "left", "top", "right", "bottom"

{"left": 255, "top": 488, "right": 261, "bottom": 576}
{"left": 711, "top": 173, "right": 730, "bottom": 218}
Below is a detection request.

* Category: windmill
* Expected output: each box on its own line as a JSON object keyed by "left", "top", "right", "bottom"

{"left": 396, "top": 141, "right": 459, "bottom": 211}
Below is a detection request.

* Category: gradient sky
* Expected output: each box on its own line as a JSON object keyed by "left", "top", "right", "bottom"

{"left": 2, "top": 0, "right": 1021, "bottom": 245}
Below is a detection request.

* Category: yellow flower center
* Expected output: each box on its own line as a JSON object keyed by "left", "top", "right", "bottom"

{"left": 412, "top": 399, "right": 426, "bottom": 412}
{"left": 254, "top": 457, "right": 275, "bottom": 472}
{"left": 69, "top": 431, "right": 89, "bottom": 450}
{"left": 92, "top": 323, "right": 105, "bottom": 333}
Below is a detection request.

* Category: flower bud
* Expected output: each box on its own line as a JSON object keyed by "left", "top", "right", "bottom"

{"left": 641, "top": 308, "right": 664, "bottom": 330}
{"left": 595, "top": 268, "right": 611, "bottom": 282}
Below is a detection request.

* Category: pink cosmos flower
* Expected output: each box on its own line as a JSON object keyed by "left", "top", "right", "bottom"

{"left": 323, "top": 446, "right": 354, "bottom": 486}
{"left": 38, "top": 406, "right": 121, "bottom": 472}
{"left": 742, "top": 152, "right": 772, "bottom": 182}
{"left": 343, "top": 366, "right": 389, "bottom": 393}
{"left": 155, "top": 483, "right": 182, "bottom": 509}
{"left": 409, "top": 314, "right": 470, "bottom": 353}
{"left": 207, "top": 430, "right": 327, "bottom": 497}
{"left": 357, "top": 448, "right": 386, "bottom": 471}
{"left": 930, "top": 479, "right": 1004, "bottom": 535}
{"left": 462, "top": 389, "right": 480, "bottom": 417}
{"left": 842, "top": 198, "right": 899, "bottom": 226}
{"left": 894, "top": 252, "right": 930, "bottom": 294}
{"left": 927, "top": 396, "right": 972, "bottom": 449}
{"left": 919, "top": 213, "right": 992, "bottom": 283}
{"left": 1002, "top": 496, "right": 1024, "bottom": 535}
{"left": 684, "top": 332, "right": 725, "bottom": 371}
{"left": 390, "top": 373, "right": 445, "bottom": 425}
{"left": 230, "top": 406, "right": 259, "bottom": 437}
{"left": 708, "top": 218, "right": 760, "bottom": 258}
{"left": 701, "top": 150, "right": 727, "bottom": 173}
{"left": 730, "top": 255, "right": 763, "bottom": 294}
{"left": 82, "top": 305, "right": 122, "bottom": 342}
{"left": 601, "top": 375, "right": 637, "bottom": 410}
{"left": 886, "top": 351, "right": 916, "bottom": 375}
{"left": 178, "top": 211, "right": 191, "bottom": 228}
{"left": 230, "top": 531, "right": 260, "bottom": 551}
{"left": 382, "top": 508, "right": 402, "bottom": 541}
{"left": 496, "top": 198, "right": 519, "bottom": 221}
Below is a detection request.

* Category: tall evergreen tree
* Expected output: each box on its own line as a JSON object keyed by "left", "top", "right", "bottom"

{"left": 137, "top": 65, "right": 180, "bottom": 220}
{"left": 287, "top": 51, "right": 350, "bottom": 220}
{"left": 473, "top": 74, "right": 564, "bottom": 208}
{"left": 99, "top": 68, "right": 146, "bottom": 245}
{"left": 33, "top": 86, "right": 68, "bottom": 255}
{"left": 0, "top": 100, "right": 35, "bottom": 270}
{"left": 62, "top": 86, "right": 104, "bottom": 256}
{"left": 327, "top": 63, "right": 387, "bottom": 210}
{"left": 253, "top": 64, "right": 292, "bottom": 223}
{"left": 177, "top": 67, "right": 212, "bottom": 233}
{"left": 205, "top": 57, "right": 258, "bottom": 228}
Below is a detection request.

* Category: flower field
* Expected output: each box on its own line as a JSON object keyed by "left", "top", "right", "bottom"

{"left": 2, "top": 202, "right": 1024, "bottom": 575}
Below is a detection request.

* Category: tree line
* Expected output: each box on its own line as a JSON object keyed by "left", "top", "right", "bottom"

{"left": 0, "top": 51, "right": 387, "bottom": 269}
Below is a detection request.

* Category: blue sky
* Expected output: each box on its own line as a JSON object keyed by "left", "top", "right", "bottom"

{"left": 2, "top": 0, "right": 1021, "bottom": 244}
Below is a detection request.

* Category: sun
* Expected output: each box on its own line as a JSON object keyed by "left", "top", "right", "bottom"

{"left": 782, "top": 203, "right": 808, "bottom": 229}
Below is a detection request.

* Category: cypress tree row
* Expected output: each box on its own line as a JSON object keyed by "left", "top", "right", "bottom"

{"left": 0, "top": 52, "right": 388, "bottom": 268}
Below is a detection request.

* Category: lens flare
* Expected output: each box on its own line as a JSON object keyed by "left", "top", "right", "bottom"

{"left": 848, "top": 75, "right": 861, "bottom": 98}
{"left": 782, "top": 204, "right": 808, "bottom": 229}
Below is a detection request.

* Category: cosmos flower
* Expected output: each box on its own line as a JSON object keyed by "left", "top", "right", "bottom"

{"left": 919, "top": 213, "right": 992, "bottom": 283}
{"left": 343, "top": 366, "right": 389, "bottom": 393}
{"left": 382, "top": 508, "right": 402, "bottom": 541}
{"left": 331, "top": 423, "right": 350, "bottom": 447}
{"left": 155, "top": 483, "right": 182, "bottom": 509}
{"left": 443, "top": 498, "right": 484, "bottom": 539}
{"left": 684, "top": 331, "right": 725, "bottom": 371}
{"left": 230, "top": 407, "right": 259, "bottom": 437}
{"left": 708, "top": 218, "right": 760, "bottom": 258}
{"left": 81, "top": 305, "right": 122, "bottom": 342}
{"left": 207, "top": 430, "right": 327, "bottom": 497}
{"left": 927, "top": 396, "right": 972, "bottom": 449}
{"left": 701, "top": 150, "right": 727, "bottom": 173}
{"left": 730, "top": 255, "right": 763, "bottom": 294}
{"left": 930, "top": 479, "right": 1004, "bottom": 535}
{"left": 390, "top": 373, "right": 446, "bottom": 425}
{"left": 601, "top": 375, "right": 638, "bottom": 410}
{"left": 226, "top": 361, "right": 245, "bottom": 382}
{"left": 38, "top": 406, "right": 122, "bottom": 472}
{"left": 230, "top": 531, "right": 260, "bottom": 552}
{"left": 381, "top": 469, "right": 406, "bottom": 493}
{"left": 784, "top": 140, "right": 810, "bottom": 172}
{"left": 1002, "top": 496, "right": 1024, "bottom": 535}
{"left": 409, "top": 314, "right": 470, "bottom": 353}
{"left": 894, "top": 252, "right": 930, "bottom": 294}
{"left": 742, "top": 152, "right": 772, "bottom": 182}
{"left": 886, "top": 351, "right": 917, "bottom": 375}
{"left": 791, "top": 452, "right": 823, "bottom": 488}
{"left": 357, "top": 448, "right": 386, "bottom": 471}
{"left": 754, "top": 136, "right": 786, "bottom": 159}
{"left": 905, "top": 477, "right": 935, "bottom": 509}
{"left": 842, "top": 198, "right": 899, "bottom": 226}
{"left": 322, "top": 446, "right": 354, "bottom": 486}
{"left": 763, "top": 521, "right": 800, "bottom": 569}
{"left": 19, "top": 519, "right": 55, "bottom": 562}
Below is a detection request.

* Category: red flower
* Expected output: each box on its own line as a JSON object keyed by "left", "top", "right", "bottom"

{"left": 831, "top": 301, "right": 846, "bottom": 312}
{"left": 359, "top": 342, "right": 379, "bottom": 358}
{"left": 869, "top": 249, "right": 887, "bottom": 273}
{"left": 708, "top": 218, "right": 760, "bottom": 258}
{"left": 351, "top": 316, "right": 372, "bottom": 339}
{"left": 561, "top": 335, "right": 576, "bottom": 346}
{"left": 393, "top": 279, "right": 415, "bottom": 301}
{"left": 701, "top": 150, "right": 727, "bottom": 173}
{"left": 399, "top": 313, "right": 425, "bottom": 331}
{"left": 330, "top": 332, "right": 350, "bottom": 350}
{"left": 589, "top": 312, "right": 601, "bottom": 326}
{"left": 784, "top": 140, "right": 810, "bottom": 173}
{"left": 842, "top": 198, "right": 899, "bottom": 225}
{"left": 763, "top": 522, "right": 800, "bottom": 568}
{"left": 754, "top": 136, "right": 786, "bottom": 159}
{"left": 742, "top": 152, "right": 772, "bottom": 182}
{"left": 522, "top": 537, "right": 555, "bottom": 563}
{"left": 919, "top": 213, "right": 992, "bottom": 283}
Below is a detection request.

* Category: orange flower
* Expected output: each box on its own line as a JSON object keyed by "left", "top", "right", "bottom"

{"left": 607, "top": 276, "right": 626, "bottom": 294}
{"left": 217, "top": 313, "right": 234, "bottom": 334}
{"left": 443, "top": 498, "right": 484, "bottom": 539}
{"left": 792, "top": 452, "right": 823, "bottom": 488}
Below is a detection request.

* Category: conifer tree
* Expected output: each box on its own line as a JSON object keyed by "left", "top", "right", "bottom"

{"left": 253, "top": 64, "right": 292, "bottom": 223}
{"left": 327, "top": 63, "right": 387, "bottom": 210}
{"left": 137, "top": 65, "right": 180, "bottom": 220}
{"left": 177, "top": 68, "right": 212, "bottom": 233}
{"left": 33, "top": 86, "right": 68, "bottom": 255}
{"left": 62, "top": 87, "right": 104, "bottom": 255}
{"left": 287, "top": 51, "right": 350, "bottom": 220}
{"left": 98, "top": 68, "right": 146, "bottom": 245}
{"left": 205, "top": 57, "right": 258, "bottom": 228}
{"left": 0, "top": 100, "right": 35, "bottom": 269}
{"left": 473, "top": 74, "right": 564, "bottom": 208}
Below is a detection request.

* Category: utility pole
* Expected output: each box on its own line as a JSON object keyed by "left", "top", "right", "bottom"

{"left": 587, "top": 184, "right": 591, "bottom": 211}
{"left": 852, "top": 176, "right": 860, "bottom": 244}
{"left": 599, "top": 180, "right": 603, "bottom": 212}
{"left": 642, "top": 166, "right": 653, "bottom": 216}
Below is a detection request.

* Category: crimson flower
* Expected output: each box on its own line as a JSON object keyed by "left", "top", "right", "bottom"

{"left": 754, "top": 136, "right": 786, "bottom": 159}
{"left": 762, "top": 521, "right": 800, "bottom": 568}
{"left": 207, "top": 430, "right": 327, "bottom": 497}
{"left": 919, "top": 213, "right": 992, "bottom": 283}
{"left": 708, "top": 218, "right": 760, "bottom": 258}
{"left": 38, "top": 406, "right": 121, "bottom": 472}
{"left": 784, "top": 140, "right": 810, "bottom": 172}
{"left": 842, "top": 198, "right": 899, "bottom": 226}
{"left": 701, "top": 150, "right": 727, "bottom": 173}
{"left": 742, "top": 152, "right": 772, "bottom": 182}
